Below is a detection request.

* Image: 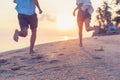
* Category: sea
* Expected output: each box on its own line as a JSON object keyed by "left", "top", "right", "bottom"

{"left": 0, "top": 35, "right": 78, "bottom": 53}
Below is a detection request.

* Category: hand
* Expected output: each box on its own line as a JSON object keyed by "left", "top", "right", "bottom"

{"left": 13, "top": 0, "right": 16, "bottom": 3}
{"left": 73, "top": 11, "right": 76, "bottom": 16}
{"left": 39, "top": 9, "right": 43, "bottom": 14}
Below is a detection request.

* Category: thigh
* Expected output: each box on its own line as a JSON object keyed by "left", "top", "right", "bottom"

{"left": 28, "top": 13, "right": 38, "bottom": 29}
{"left": 77, "top": 10, "right": 85, "bottom": 22}
{"left": 84, "top": 12, "right": 91, "bottom": 28}
{"left": 84, "top": 18, "right": 90, "bottom": 28}
{"left": 84, "top": 11, "right": 91, "bottom": 21}
{"left": 18, "top": 14, "right": 29, "bottom": 30}
{"left": 77, "top": 10, "right": 84, "bottom": 31}
{"left": 77, "top": 20, "right": 83, "bottom": 31}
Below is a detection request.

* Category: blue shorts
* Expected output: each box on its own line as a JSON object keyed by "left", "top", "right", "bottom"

{"left": 18, "top": 13, "right": 38, "bottom": 30}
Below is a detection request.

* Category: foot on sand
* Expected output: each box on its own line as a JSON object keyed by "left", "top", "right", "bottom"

{"left": 29, "top": 50, "right": 37, "bottom": 55}
{"left": 13, "top": 29, "right": 19, "bottom": 42}
{"left": 79, "top": 44, "right": 82, "bottom": 47}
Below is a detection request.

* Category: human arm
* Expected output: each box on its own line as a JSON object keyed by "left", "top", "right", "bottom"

{"left": 73, "top": 3, "right": 82, "bottom": 16}
{"left": 13, "top": 0, "right": 16, "bottom": 3}
{"left": 33, "top": 0, "right": 42, "bottom": 14}
{"left": 73, "top": 7, "right": 78, "bottom": 16}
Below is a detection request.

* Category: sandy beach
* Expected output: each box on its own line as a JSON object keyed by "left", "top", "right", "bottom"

{"left": 0, "top": 35, "right": 120, "bottom": 80}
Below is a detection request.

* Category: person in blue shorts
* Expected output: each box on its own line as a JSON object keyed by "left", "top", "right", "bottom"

{"left": 13, "top": 0, "right": 42, "bottom": 54}
{"left": 73, "top": 0, "right": 94, "bottom": 47}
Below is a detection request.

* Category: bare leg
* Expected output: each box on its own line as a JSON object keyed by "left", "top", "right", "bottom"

{"left": 85, "top": 18, "right": 94, "bottom": 32}
{"left": 19, "top": 28, "right": 28, "bottom": 37}
{"left": 13, "top": 28, "right": 28, "bottom": 42}
{"left": 30, "top": 28, "right": 37, "bottom": 53}
{"left": 77, "top": 21, "right": 83, "bottom": 47}
{"left": 79, "top": 28, "right": 82, "bottom": 47}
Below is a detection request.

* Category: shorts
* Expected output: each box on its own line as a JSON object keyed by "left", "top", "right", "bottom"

{"left": 18, "top": 13, "right": 38, "bottom": 30}
{"left": 77, "top": 9, "right": 91, "bottom": 22}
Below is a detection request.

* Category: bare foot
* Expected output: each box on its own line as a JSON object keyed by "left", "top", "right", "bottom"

{"left": 79, "top": 44, "right": 82, "bottom": 47}
{"left": 29, "top": 50, "right": 37, "bottom": 54}
{"left": 86, "top": 27, "right": 94, "bottom": 32}
{"left": 13, "top": 29, "right": 19, "bottom": 42}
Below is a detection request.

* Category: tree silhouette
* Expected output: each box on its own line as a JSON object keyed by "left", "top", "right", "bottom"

{"left": 113, "top": 0, "right": 120, "bottom": 26}
{"left": 94, "top": 0, "right": 120, "bottom": 35}
{"left": 115, "top": 0, "right": 120, "bottom": 5}
{"left": 96, "top": 2, "right": 112, "bottom": 29}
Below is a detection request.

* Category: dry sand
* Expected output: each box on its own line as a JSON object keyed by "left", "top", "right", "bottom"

{"left": 0, "top": 35, "right": 120, "bottom": 80}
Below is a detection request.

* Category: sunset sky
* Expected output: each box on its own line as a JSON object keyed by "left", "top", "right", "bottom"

{"left": 0, "top": 0, "right": 115, "bottom": 52}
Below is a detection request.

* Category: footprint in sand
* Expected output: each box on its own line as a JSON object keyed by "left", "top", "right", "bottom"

{"left": 58, "top": 53, "right": 64, "bottom": 56}
{"left": 43, "top": 66, "right": 62, "bottom": 72}
{"left": 11, "top": 66, "right": 27, "bottom": 71}
{"left": 44, "top": 65, "right": 72, "bottom": 72}
{"left": 61, "top": 47, "right": 66, "bottom": 50}
{"left": 52, "top": 51, "right": 58, "bottom": 53}
{"left": 20, "top": 54, "right": 44, "bottom": 61}
{"left": 92, "top": 56, "right": 102, "bottom": 60}
{"left": 78, "top": 77, "right": 88, "bottom": 80}
{"left": 0, "top": 55, "right": 3, "bottom": 57}
{"left": 21, "top": 54, "right": 48, "bottom": 65}
{"left": 0, "top": 69, "right": 14, "bottom": 77}
{"left": 94, "top": 47, "right": 104, "bottom": 51}
{"left": 49, "top": 59, "right": 60, "bottom": 64}
{"left": 31, "top": 55, "right": 44, "bottom": 60}
{"left": 14, "top": 50, "right": 24, "bottom": 53}
{"left": 0, "top": 59, "right": 8, "bottom": 66}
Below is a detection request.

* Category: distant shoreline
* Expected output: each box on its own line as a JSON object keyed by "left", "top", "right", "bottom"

{"left": 0, "top": 37, "right": 78, "bottom": 54}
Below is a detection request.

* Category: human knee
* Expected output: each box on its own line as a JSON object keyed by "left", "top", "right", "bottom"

{"left": 31, "top": 28, "right": 37, "bottom": 34}
{"left": 20, "top": 31, "right": 28, "bottom": 37}
{"left": 86, "top": 27, "right": 89, "bottom": 32}
{"left": 22, "top": 33, "right": 28, "bottom": 37}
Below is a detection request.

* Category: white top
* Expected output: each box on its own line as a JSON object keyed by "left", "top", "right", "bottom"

{"left": 76, "top": 0, "right": 82, "bottom": 5}
{"left": 76, "top": 0, "right": 94, "bottom": 14}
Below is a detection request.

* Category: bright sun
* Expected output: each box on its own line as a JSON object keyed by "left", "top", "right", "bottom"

{"left": 56, "top": 13, "right": 75, "bottom": 30}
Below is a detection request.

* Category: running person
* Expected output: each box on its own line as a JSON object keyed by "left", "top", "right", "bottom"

{"left": 73, "top": 0, "right": 94, "bottom": 47}
{"left": 13, "top": 0, "right": 42, "bottom": 53}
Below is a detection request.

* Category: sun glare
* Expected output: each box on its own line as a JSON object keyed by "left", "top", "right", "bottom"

{"left": 63, "top": 36, "right": 69, "bottom": 40}
{"left": 56, "top": 13, "right": 75, "bottom": 30}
